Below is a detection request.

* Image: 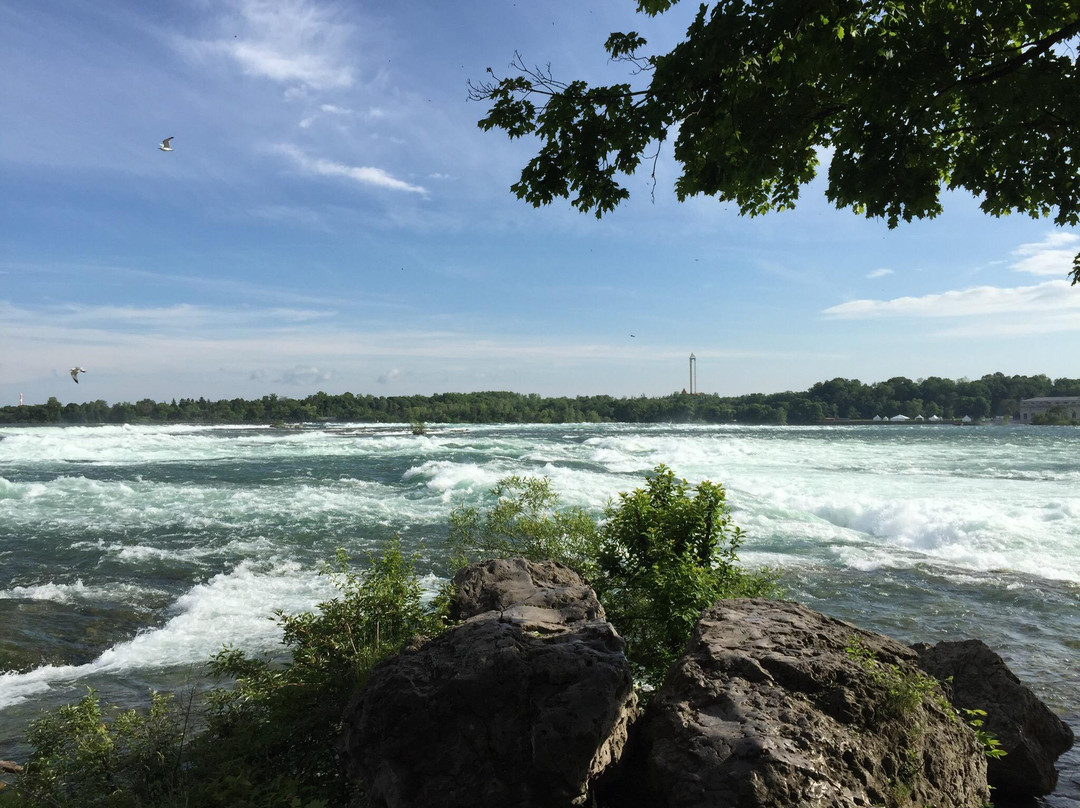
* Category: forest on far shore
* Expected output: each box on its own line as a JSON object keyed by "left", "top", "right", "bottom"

{"left": 3, "top": 372, "right": 1079, "bottom": 427}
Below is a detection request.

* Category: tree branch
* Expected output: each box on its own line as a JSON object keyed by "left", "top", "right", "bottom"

{"left": 957, "top": 19, "right": 1080, "bottom": 87}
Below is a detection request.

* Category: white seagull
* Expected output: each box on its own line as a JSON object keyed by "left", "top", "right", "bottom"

{"left": 158, "top": 137, "right": 174, "bottom": 152}
{"left": 70, "top": 367, "right": 87, "bottom": 383}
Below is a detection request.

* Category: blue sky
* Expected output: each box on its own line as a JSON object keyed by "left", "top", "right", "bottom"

{"left": 3, "top": 0, "right": 1079, "bottom": 406}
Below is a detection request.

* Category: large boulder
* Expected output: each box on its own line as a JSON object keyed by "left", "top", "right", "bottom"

{"left": 620, "top": 599, "right": 989, "bottom": 808}
{"left": 342, "top": 558, "right": 637, "bottom": 808}
{"left": 913, "top": 638, "right": 1075, "bottom": 797}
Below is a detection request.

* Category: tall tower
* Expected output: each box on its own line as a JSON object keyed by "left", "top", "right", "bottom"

{"left": 689, "top": 353, "right": 697, "bottom": 395}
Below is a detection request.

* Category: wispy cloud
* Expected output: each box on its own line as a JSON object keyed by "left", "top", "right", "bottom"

{"left": 1, "top": 301, "right": 841, "bottom": 372}
{"left": 276, "top": 144, "right": 427, "bottom": 194}
{"left": 378, "top": 368, "right": 401, "bottom": 384}
{"left": 1010, "top": 231, "right": 1080, "bottom": 276}
{"left": 0, "top": 300, "right": 334, "bottom": 338}
{"left": 176, "top": 0, "right": 356, "bottom": 92}
{"left": 822, "top": 280, "right": 1080, "bottom": 320}
{"left": 300, "top": 104, "right": 355, "bottom": 129}
{"left": 277, "top": 365, "right": 333, "bottom": 385}
{"left": 866, "top": 268, "right": 893, "bottom": 279}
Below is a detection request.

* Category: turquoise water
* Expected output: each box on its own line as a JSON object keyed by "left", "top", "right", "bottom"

{"left": 1, "top": 422, "right": 1077, "bottom": 804}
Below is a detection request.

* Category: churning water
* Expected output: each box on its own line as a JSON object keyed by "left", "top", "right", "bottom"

{"left": 1, "top": 422, "right": 1077, "bottom": 803}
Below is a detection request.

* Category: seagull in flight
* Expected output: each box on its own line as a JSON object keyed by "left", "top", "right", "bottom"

{"left": 70, "top": 367, "right": 87, "bottom": 383}
{"left": 158, "top": 137, "right": 174, "bottom": 152}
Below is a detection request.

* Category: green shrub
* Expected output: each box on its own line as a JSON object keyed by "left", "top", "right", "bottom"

{"left": 448, "top": 466, "right": 778, "bottom": 688}
{"left": 15, "top": 689, "right": 187, "bottom": 807}
{"left": 448, "top": 475, "right": 600, "bottom": 576}
{"left": 594, "top": 465, "right": 779, "bottom": 686}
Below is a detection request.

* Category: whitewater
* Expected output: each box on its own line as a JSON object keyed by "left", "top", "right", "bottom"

{"left": 0, "top": 422, "right": 1077, "bottom": 804}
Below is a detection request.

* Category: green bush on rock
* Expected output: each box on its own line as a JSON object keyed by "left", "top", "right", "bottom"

{"left": 450, "top": 465, "right": 779, "bottom": 686}
{"left": 594, "top": 465, "right": 779, "bottom": 686}
{"left": 448, "top": 475, "right": 600, "bottom": 574}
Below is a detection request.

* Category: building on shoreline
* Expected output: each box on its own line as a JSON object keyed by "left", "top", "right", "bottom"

{"left": 1017, "top": 396, "right": 1080, "bottom": 422}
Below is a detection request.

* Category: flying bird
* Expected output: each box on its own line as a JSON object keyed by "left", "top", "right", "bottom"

{"left": 158, "top": 137, "right": 174, "bottom": 152}
{"left": 70, "top": 367, "right": 87, "bottom": 383}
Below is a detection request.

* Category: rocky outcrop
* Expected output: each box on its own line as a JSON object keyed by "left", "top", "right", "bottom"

{"left": 616, "top": 599, "right": 989, "bottom": 808}
{"left": 341, "top": 571, "right": 1072, "bottom": 808}
{"left": 342, "top": 558, "right": 637, "bottom": 808}
{"left": 914, "top": 638, "right": 1076, "bottom": 797}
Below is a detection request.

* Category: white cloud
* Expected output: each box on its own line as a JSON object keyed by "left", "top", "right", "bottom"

{"left": 177, "top": 0, "right": 356, "bottom": 92}
{"left": 378, "top": 368, "right": 401, "bottom": 384}
{"left": 277, "top": 144, "right": 427, "bottom": 194}
{"left": 277, "top": 365, "right": 333, "bottom": 385}
{"left": 866, "top": 268, "right": 893, "bottom": 279}
{"left": 822, "top": 280, "right": 1080, "bottom": 319}
{"left": 1010, "top": 231, "right": 1080, "bottom": 276}
{"left": 319, "top": 104, "right": 352, "bottom": 115}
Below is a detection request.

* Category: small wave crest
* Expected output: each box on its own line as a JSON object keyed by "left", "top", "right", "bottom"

{"left": 0, "top": 560, "right": 333, "bottom": 710}
{"left": 0, "top": 579, "right": 164, "bottom": 605}
{"left": 763, "top": 490, "right": 1080, "bottom": 583}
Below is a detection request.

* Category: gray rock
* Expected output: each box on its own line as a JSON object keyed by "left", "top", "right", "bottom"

{"left": 913, "top": 638, "right": 1075, "bottom": 797}
{"left": 343, "top": 558, "right": 637, "bottom": 808}
{"left": 627, "top": 599, "right": 989, "bottom": 808}
{"left": 449, "top": 556, "right": 605, "bottom": 629}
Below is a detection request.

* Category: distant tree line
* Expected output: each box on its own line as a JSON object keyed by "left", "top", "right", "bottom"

{"left": 3, "top": 373, "right": 1078, "bottom": 427}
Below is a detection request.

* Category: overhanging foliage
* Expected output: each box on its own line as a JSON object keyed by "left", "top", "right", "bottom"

{"left": 470, "top": 0, "right": 1080, "bottom": 279}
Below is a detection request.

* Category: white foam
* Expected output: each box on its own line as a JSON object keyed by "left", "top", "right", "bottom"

{"left": 0, "top": 560, "right": 334, "bottom": 709}
{"left": 402, "top": 460, "right": 508, "bottom": 501}
{"left": 0, "top": 579, "right": 163, "bottom": 604}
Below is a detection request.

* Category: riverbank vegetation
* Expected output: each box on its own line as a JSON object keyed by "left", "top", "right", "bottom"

{"left": 0, "top": 467, "right": 775, "bottom": 806}
{"left": 4, "top": 373, "right": 1079, "bottom": 427}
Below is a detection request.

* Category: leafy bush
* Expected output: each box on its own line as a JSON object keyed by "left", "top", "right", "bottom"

{"left": 448, "top": 475, "right": 600, "bottom": 576}
{"left": 15, "top": 690, "right": 187, "bottom": 807}
{"left": 448, "top": 466, "right": 778, "bottom": 688}
{"left": 594, "top": 465, "right": 779, "bottom": 686}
